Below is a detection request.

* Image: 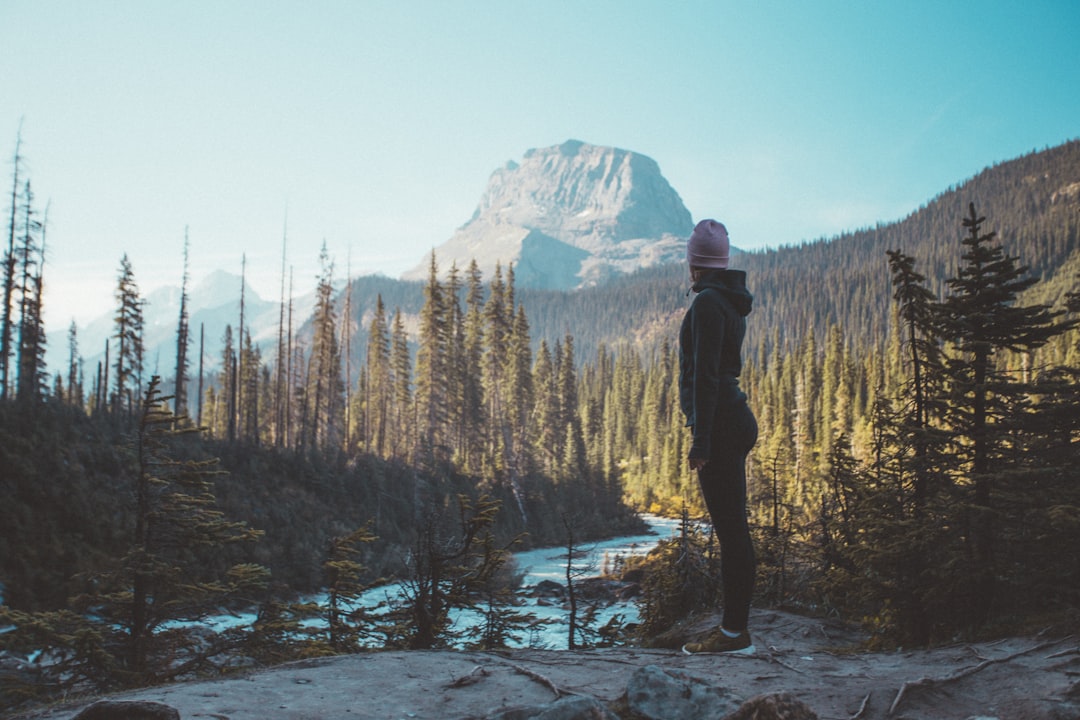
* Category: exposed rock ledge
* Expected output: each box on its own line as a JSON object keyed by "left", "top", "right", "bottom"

{"left": 17, "top": 610, "right": 1079, "bottom": 720}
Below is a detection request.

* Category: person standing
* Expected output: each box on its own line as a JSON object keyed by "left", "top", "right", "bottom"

{"left": 677, "top": 218, "right": 759, "bottom": 655}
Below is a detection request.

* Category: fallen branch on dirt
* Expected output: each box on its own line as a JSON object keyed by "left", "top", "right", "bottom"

{"left": 444, "top": 664, "right": 489, "bottom": 689}
{"left": 888, "top": 639, "right": 1063, "bottom": 716}
{"left": 1045, "top": 646, "right": 1079, "bottom": 660}
{"left": 495, "top": 660, "right": 574, "bottom": 699}
{"left": 764, "top": 649, "right": 806, "bottom": 674}
{"left": 849, "top": 692, "right": 871, "bottom": 720}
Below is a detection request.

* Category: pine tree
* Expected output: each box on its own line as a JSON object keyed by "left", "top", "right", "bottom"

{"left": 234, "top": 256, "right": 247, "bottom": 441}
{"left": 365, "top": 294, "right": 391, "bottom": 456}
{"left": 531, "top": 339, "right": 558, "bottom": 474}
{"left": 443, "top": 262, "right": 466, "bottom": 461}
{"left": 273, "top": 224, "right": 289, "bottom": 447}
{"left": 459, "top": 260, "right": 487, "bottom": 472}
{"left": 112, "top": 255, "right": 145, "bottom": 417}
{"left": 239, "top": 330, "right": 261, "bottom": 443}
{"left": 1, "top": 128, "right": 23, "bottom": 399}
{"left": 15, "top": 185, "right": 47, "bottom": 405}
{"left": 483, "top": 264, "right": 511, "bottom": 466}
{"left": 556, "top": 334, "right": 585, "bottom": 484}
{"left": 62, "top": 377, "right": 268, "bottom": 686}
{"left": 196, "top": 323, "right": 205, "bottom": 428}
{"left": 933, "top": 202, "right": 1075, "bottom": 626}
{"left": 415, "top": 254, "right": 449, "bottom": 464}
{"left": 67, "top": 320, "right": 84, "bottom": 409}
{"left": 503, "top": 304, "right": 534, "bottom": 520}
{"left": 320, "top": 525, "right": 378, "bottom": 653}
{"left": 220, "top": 324, "right": 236, "bottom": 441}
{"left": 173, "top": 229, "right": 191, "bottom": 419}
{"left": 390, "top": 495, "right": 504, "bottom": 649}
{"left": 341, "top": 251, "right": 354, "bottom": 450}
{"left": 390, "top": 308, "right": 412, "bottom": 460}
{"left": 306, "top": 243, "right": 344, "bottom": 452}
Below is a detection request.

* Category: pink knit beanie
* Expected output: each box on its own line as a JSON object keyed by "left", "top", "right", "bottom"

{"left": 687, "top": 219, "right": 730, "bottom": 269}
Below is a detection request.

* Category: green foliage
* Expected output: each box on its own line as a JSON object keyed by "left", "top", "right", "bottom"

{"left": 0, "top": 379, "right": 269, "bottom": 708}
{"left": 811, "top": 204, "right": 1080, "bottom": 645}
{"left": 633, "top": 510, "right": 723, "bottom": 641}
{"left": 384, "top": 494, "right": 525, "bottom": 650}
{"left": 319, "top": 525, "right": 380, "bottom": 653}
{"left": 0, "top": 607, "right": 115, "bottom": 705}
{"left": 462, "top": 535, "right": 537, "bottom": 651}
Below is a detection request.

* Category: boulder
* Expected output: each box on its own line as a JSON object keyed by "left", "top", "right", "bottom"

{"left": 625, "top": 664, "right": 743, "bottom": 720}
{"left": 486, "top": 694, "right": 619, "bottom": 720}
{"left": 72, "top": 700, "right": 181, "bottom": 720}
{"left": 724, "top": 693, "right": 819, "bottom": 720}
{"left": 531, "top": 580, "right": 567, "bottom": 599}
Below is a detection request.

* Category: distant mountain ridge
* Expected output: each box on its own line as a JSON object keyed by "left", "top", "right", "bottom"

{"left": 49, "top": 139, "right": 1080, "bottom": 387}
{"left": 45, "top": 270, "right": 313, "bottom": 382}
{"left": 404, "top": 140, "right": 694, "bottom": 289}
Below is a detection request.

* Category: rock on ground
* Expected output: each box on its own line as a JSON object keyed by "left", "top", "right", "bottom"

{"left": 10, "top": 610, "right": 1079, "bottom": 720}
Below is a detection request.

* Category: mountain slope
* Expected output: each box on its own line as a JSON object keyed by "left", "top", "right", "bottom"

{"left": 403, "top": 139, "right": 693, "bottom": 289}
{"left": 517, "top": 139, "right": 1080, "bottom": 363}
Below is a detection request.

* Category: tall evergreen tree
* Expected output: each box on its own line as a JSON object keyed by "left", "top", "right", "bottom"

{"left": 67, "top": 320, "right": 83, "bottom": 409}
{"left": 933, "top": 202, "right": 1075, "bottom": 625}
{"left": 365, "top": 294, "right": 391, "bottom": 456}
{"left": 531, "top": 339, "right": 558, "bottom": 475}
{"left": 306, "top": 243, "right": 344, "bottom": 451}
{"left": 273, "top": 224, "right": 289, "bottom": 447}
{"left": 173, "top": 229, "right": 191, "bottom": 418}
{"left": 112, "top": 255, "right": 144, "bottom": 417}
{"left": 234, "top": 255, "right": 247, "bottom": 441}
{"left": 443, "top": 262, "right": 467, "bottom": 462}
{"left": 415, "top": 254, "right": 449, "bottom": 464}
{"left": 238, "top": 330, "right": 261, "bottom": 443}
{"left": 75, "top": 376, "right": 267, "bottom": 684}
{"left": 459, "top": 260, "right": 487, "bottom": 472}
{"left": 482, "top": 264, "right": 511, "bottom": 465}
{"left": 15, "top": 186, "right": 47, "bottom": 405}
{"left": 1, "top": 128, "right": 23, "bottom": 399}
{"left": 390, "top": 308, "right": 412, "bottom": 460}
{"left": 219, "top": 324, "right": 236, "bottom": 440}
{"left": 556, "top": 334, "right": 585, "bottom": 483}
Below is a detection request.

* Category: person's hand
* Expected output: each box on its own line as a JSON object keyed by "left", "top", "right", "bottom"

{"left": 688, "top": 456, "right": 707, "bottom": 471}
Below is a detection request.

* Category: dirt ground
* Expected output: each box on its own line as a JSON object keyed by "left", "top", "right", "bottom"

{"left": 11, "top": 609, "right": 1079, "bottom": 720}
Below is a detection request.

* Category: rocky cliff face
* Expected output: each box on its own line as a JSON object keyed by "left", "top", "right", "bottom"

{"left": 404, "top": 140, "right": 694, "bottom": 289}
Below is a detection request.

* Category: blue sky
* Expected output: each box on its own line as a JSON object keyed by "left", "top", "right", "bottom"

{"left": 2, "top": 0, "right": 1078, "bottom": 328}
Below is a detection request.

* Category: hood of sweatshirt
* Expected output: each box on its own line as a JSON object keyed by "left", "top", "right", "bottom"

{"left": 692, "top": 269, "right": 753, "bottom": 316}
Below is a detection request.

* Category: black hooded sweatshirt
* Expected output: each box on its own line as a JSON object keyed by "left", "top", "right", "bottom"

{"left": 678, "top": 268, "right": 754, "bottom": 461}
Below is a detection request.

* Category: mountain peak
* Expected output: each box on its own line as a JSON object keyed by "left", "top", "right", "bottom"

{"left": 405, "top": 141, "right": 693, "bottom": 289}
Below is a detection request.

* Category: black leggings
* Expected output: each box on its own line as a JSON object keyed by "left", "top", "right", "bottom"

{"left": 696, "top": 399, "right": 758, "bottom": 632}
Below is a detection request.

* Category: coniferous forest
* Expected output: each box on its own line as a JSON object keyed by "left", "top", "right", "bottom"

{"left": 2, "top": 135, "right": 1079, "bottom": 705}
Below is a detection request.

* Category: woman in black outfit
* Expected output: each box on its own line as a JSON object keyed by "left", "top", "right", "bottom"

{"left": 678, "top": 218, "right": 759, "bottom": 655}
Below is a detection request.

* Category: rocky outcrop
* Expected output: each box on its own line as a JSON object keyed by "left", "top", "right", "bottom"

{"left": 26, "top": 611, "right": 1077, "bottom": 720}
{"left": 624, "top": 664, "right": 744, "bottom": 719}
{"left": 404, "top": 140, "right": 694, "bottom": 289}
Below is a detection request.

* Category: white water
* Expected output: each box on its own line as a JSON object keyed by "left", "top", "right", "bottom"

{"left": 38, "top": 516, "right": 685, "bottom": 651}
{"left": 302, "top": 514, "right": 683, "bottom": 649}
{"left": 486, "top": 514, "right": 682, "bottom": 648}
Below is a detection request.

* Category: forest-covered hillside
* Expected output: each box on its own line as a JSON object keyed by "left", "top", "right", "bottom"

{"left": 2, "top": 140, "right": 1078, "bottom": 709}
{"left": 520, "top": 140, "right": 1080, "bottom": 365}
{"left": 333, "top": 140, "right": 1080, "bottom": 369}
